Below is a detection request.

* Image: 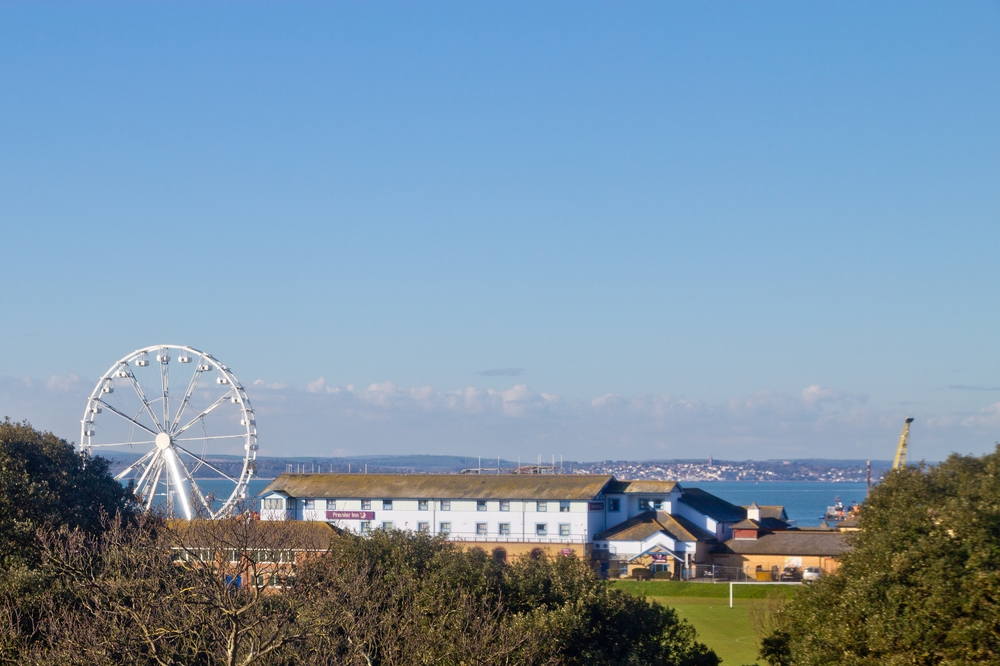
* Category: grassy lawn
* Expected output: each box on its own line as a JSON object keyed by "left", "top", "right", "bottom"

{"left": 651, "top": 596, "right": 762, "bottom": 665}
{"left": 612, "top": 579, "right": 799, "bottom": 599}
{"left": 612, "top": 581, "right": 800, "bottom": 665}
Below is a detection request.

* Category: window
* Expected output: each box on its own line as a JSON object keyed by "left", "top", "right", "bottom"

{"left": 262, "top": 497, "right": 284, "bottom": 510}
{"left": 476, "top": 522, "right": 487, "bottom": 536}
{"left": 302, "top": 499, "right": 315, "bottom": 510}
{"left": 440, "top": 500, "right": 451, "bottom": 511}
{"left": 559, "top": 524, "right": 571, "bottom": 537}
{"left": 640, "top": 498, "right": 663, "bottom": 511}
{"left": 382, "top": 500, "right": 393, "bottom": 510}
{"left": 417, "top": 522, "right": 429, "bottom": 533}
{"left": 559, "top": 501, "right": 570, "bottom": 513}
{"left": 361, "top": 500, "right": 371, "bottom": 510}
{"left": 253, "top": 549, "right": 294, "bottom": 564}
{"left": 499, "top": 522, "right": 511, "bottom": 536}
{"left": 535, "top": 523, "right": 548, "bottom": 537}
{"left": 500, "top": 500, "right": 510, "bottom": 512}
{"left": 439, "top": 522, "right": 451, "bottom": 535}
{"left": 477, "top": 500, "right": 487, "bottom": 511}
{"left": 537, "top": 501, "right": 547, "bottom": 512}
{"left": 328, "top": 499, "right": 337, "bottom": 511}
{"left": 255, "top": 574, "right": 266, "bottom": 587}
{"left": 360, "top": 521, "right": 371, "bottom": 534}
{"left": 382, "top": 521, "right": 394, "bottom": 530}
{"left": 608, "top": 499, "right": 620, "bottom": 512}
{"left": 418, "top": 500, "right": 429, "bottom": 511}
{"left": 228, "top": 549, "right": 240, "bottom": 564}
{"left": 653, "top": 500, "right": 663, "bottom": 510}
{"left": 639, "top": 499, "right": 651, "bottom": 511}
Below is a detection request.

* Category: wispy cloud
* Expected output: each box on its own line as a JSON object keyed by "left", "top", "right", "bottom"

{"left": 477, "top": 368, "right": 523, "bottom": 377}
{"left": 2, "top": 374, "right": 996, "bottom": 461}
{"left": 948, "top": 385, "right": 1000, "bottom": 392}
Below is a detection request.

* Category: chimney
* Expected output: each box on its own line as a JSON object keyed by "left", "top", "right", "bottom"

{"left": 747, "top": 502, "right": 761, "bottom": 522}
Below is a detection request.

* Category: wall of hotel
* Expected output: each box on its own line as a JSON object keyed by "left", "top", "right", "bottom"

{"left": 711, "top": 552, "right": 841, "bottom": 575}
{"left": 281, "top": 497, "right": 599, "bottom": 542}
{"left": 671, "top": 500, "right": 722, "bottom": 539}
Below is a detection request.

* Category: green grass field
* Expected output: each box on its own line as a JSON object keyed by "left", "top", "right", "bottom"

{"left": 612, "top": 581, "right": 800, "bottom": 665}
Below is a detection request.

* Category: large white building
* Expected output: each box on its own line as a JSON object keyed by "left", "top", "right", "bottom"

{"left": 259, "top": 473, "right": 767, "bottom": 575}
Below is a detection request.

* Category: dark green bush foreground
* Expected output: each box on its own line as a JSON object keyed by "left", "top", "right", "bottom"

{"left": 0, "top": 422, "right": 719, "bottom": 666}
{"left": 763, "top": 446, "right": 1000, "bottom": 666}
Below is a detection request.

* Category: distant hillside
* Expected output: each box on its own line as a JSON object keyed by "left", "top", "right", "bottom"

{"left": 99, "top": 453, "right": 897, "bottom": 482}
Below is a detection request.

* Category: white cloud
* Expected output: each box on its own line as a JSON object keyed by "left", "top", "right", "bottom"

{"left": 305, "top": 377, "right": 327, "bottom": 394}
{"left": 45, "top": 374, "right": 83, "bottom": 392}
{"left": 2, "top": 374, "right": 998, "bottom": 461}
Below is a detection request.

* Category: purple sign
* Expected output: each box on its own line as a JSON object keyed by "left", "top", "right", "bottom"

{"left": 326, "top": 511, "right": 375, "bottom": 520}
{"left": 588, "top": 502, "right": 604, "bottom": 511}
{"left": 650, "top": 554, "right": 668, "bottom": 563}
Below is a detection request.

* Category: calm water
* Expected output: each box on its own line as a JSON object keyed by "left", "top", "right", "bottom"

{"left": 173, "top": 479, "right": 864, "bottom": 526}
{"left": 683, "top": 481, "right": 869, "bottom": 526}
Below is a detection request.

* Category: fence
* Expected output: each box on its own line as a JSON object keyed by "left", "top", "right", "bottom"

{"left": 684, "top": 564, "right": 754, "bottom": 582}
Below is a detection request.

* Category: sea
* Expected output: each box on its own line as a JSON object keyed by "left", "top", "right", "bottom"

{"left": 192, "top": 478, "right": 866, "bottom": 527}
{"left": 683, "top": 481, "right": 869, "bottom": 527}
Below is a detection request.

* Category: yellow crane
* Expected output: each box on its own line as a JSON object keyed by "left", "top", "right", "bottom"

{"left": 892, "top": 417, "right": 915, "bottom": 470}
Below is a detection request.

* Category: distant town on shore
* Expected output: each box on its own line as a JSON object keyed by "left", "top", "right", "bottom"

{"left": 106, "top": 453, "right": 895, "bottom": 483}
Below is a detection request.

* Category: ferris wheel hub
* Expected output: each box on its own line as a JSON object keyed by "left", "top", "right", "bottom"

{"left": 155, "top": 432, "right": 171, "bottom": 450}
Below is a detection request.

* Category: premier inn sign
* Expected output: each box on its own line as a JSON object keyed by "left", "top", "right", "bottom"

{"left": 327, "top": 511, "right": 376, "bottom": 520}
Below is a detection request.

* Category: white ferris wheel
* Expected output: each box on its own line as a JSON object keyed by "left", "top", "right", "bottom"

{"left": 81, "top": 345, "right": 258, "bottom": 519}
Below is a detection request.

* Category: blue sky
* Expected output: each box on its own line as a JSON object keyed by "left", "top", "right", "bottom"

{"left": 2, "top": 2, "right": 999, "bottom": 461}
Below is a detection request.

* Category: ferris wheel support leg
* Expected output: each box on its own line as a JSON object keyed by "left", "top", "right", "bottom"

{"left": 163, "top": 448, "right": 193, "bottom": 520}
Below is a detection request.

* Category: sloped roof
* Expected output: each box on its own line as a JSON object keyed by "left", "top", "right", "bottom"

{"left": 594, "top": 510, "right": 715, "bottom": 543}
{"left": 731, "top": 519, "right": 760, "bottom": 530}
{"left": 836, "top": 515, "right": 861, "bottom": 530}
{"left": 261, "top": 473, "right": 614, "bottom": 501}
{"left": 744, "top": 504, "right": 789, "bottom": 520}
{"left": 715, "top": 531, "right": 850, "bottom": 556}
{"left": 731, "top": 517, "right": 790, "bottom": 532}
{"left": 604, "top": 479, "right": 679, "bottom": 494}
{"left": 679, "top": 488, "right": 746, "bottom": 522}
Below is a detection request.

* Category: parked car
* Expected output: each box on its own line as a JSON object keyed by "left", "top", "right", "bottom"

{"left": 802, "top": 566, "right": 822, "bottom": 583}
{"left": 779, "top": 567, "right": 800, "bottom": 582}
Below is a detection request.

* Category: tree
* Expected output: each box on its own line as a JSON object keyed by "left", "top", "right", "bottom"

{"left": 2, "top": 524, "right": 720, "bottom": 665}
{"left": 765, "top": 446, "right": 1000, "bottom": 665}
{"left": 0, "top": 419, "right": 135, "bottom": 568}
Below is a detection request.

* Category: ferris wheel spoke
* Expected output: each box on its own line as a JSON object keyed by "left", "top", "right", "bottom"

{"left": 134, "top": 450, "right": 161, "bottom": 493}
{"left": 172, "top": 392, "right": 233, "bottom": 437}
{"left": 159, "top": 355, "right": 170, "bottom": 430}
{"left": 143, "top": 460, "right": 165, "bottom": 511}
{"left": 170, "top": 357, "right": 206, "bottom": 436}
{"left": 172, "top": 443, "right": 238, "bottom": 483}
{"left": 96, "top": 400, "right": 159, "bottom": 436}
{"left": 91, "top": 440, "right": 157, "bottom": 448}
{"left": 173, "top": 434, "right": 246, "bottom": 442}
{"left": 114, "top": 448, "right": 156, "bottom": 480}
{"left": 120, "top": 365, "right": 165, "bottom": 433}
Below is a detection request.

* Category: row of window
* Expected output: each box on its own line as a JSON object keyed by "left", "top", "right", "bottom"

{"left": 359, "top": 521, "right": 573, "bottom": 537}
{"left": 307, "top": 499, "right": 574, "bottom": 512}
{"left": 265, "top": 497, "right": 650, "bottom": 513}
{"left": 171, "top": 548, "right": 295, "bottom": 564}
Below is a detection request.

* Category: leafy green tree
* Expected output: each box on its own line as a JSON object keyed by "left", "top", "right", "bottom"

{"left": 0, "top": 419, "right": 135, "bottom": 567}
{"left": 766, "top": 446, "right": 1000, "bottom": 665}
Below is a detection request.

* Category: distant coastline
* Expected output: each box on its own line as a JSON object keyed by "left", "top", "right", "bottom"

{"left": 104, "top": 453, "right": 896, "bottom": 484}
